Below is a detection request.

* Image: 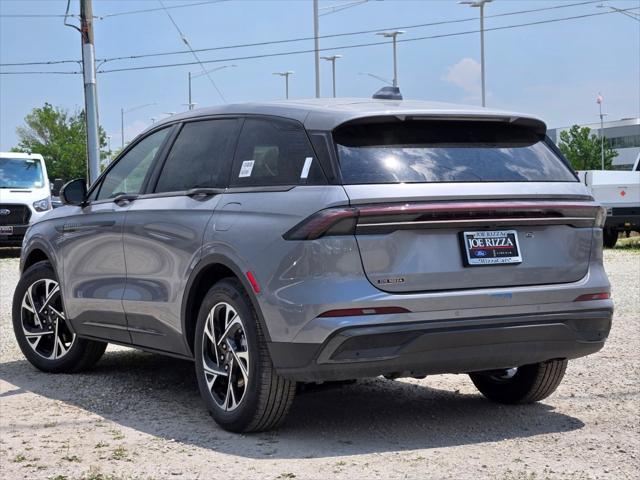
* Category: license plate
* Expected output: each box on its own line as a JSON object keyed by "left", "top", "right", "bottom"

{"left": 0, "top": 226, "right": 13, "bottom": 235}
{"left": 461, "top": 230, "right": 522, "bottom": 266}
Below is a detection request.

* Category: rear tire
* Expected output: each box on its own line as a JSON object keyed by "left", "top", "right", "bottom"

{"left": 603, "top": 229, "right": 618, "bottom": 248}
{"left": 469, "top": 359, "right": 568, "bottom": 404}
{"left": 12, "top": 261, "right": 107, "bottom": 373}
{"left": 194, "top": 278, "right": 295, "bottom": 432}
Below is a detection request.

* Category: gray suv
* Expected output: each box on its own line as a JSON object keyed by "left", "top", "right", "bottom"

{"left": 13, "top": 99, "right": 613, "bottom": 432}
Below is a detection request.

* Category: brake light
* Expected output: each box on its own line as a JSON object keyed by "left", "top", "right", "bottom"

{"left": 318, "top": 306, "right": 410, "bottom": 317}
{"left": 574, "top": 292, "right": 610, "bottom": 301}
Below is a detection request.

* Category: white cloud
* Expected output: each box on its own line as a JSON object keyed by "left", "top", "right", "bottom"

{"left": 443, "top": 57, "right": 482, "bottom": 99}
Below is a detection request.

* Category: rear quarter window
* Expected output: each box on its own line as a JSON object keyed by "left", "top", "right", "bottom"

{"left": 334, "top": 120, "right": 577, "bottom": 184}
{"left": 230, "top": 117, "right": 326, "bottom": 187}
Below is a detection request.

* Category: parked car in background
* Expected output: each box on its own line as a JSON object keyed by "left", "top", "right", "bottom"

{"left": 0, "top": 152, "right": 52, "bottom": 247}
{"left": 578, "top": 154, "right": 640, "bottom": 247}
{"left": 13, "top": 99, "right": 613, "bottom": 432}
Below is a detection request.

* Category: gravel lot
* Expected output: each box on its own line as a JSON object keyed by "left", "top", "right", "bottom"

{"left": 1, "top": 248, "right": 638, "bottom": 480}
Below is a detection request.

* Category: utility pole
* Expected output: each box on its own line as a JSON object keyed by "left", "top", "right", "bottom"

{"left": 313, "top": 0, "right": 320, "bottom": 98}
{"left": 321, "top": 55, "right": 342, "bottom": 97}
{"left": 79, "top": 0, "right": 100, "bottom": 183}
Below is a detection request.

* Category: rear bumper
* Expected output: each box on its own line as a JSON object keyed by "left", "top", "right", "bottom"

{"left": 270, "top": 309, "right": 612, "bottom": 382}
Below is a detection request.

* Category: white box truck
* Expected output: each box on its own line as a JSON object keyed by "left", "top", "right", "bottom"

{"left": 578, "top": 154, "right": 640, "bottom": 247}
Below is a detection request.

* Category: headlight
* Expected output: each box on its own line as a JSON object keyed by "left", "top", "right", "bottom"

{"left": 33, "top": 197, "right": 51, "bottom": 212}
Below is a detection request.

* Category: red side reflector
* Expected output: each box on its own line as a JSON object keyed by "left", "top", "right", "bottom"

{"left": 319, "top": 306, "right": 410, "bottom": 317}
{"left": 246, "top": 271, "right": 261, "bottom": 294}
{"left": 574, "top": 292, "right": 610, "bottom": 302}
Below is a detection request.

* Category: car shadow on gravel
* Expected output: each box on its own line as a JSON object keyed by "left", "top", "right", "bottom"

{"left": 0, "top": 349, "right": 585, "bottom": 459}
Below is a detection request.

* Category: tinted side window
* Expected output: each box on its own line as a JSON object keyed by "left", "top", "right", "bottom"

{"left": 155, "top": 119, "right": 239, "bottom": 192}
{"left": 96, "top": 128, "right": 170, "bottom": 200}
{"left": 230, "top": 118, "right": 325, "bottom": 187}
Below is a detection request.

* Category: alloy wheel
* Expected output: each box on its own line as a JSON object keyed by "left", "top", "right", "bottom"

{"left": 21, "top": 279, "right": 75, "bottom": 360}
{"left": 201, "top": 302, "right": 250, "bottom": 411}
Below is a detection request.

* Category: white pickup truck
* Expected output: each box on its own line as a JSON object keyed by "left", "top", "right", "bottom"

{"left": 578, "top": 154, "right": 640, "bottom": 247}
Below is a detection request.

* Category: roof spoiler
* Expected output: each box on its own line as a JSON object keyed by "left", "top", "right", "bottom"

{"left": 372, "top": 86, "right": 403, "bottom": 100}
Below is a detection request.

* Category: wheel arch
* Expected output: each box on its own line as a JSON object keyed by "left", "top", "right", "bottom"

{"left": 21, "top": 244, "right": 55, "bottom": 274}
{"left": 181, "top": 254, "right": 270, "bottom": 357}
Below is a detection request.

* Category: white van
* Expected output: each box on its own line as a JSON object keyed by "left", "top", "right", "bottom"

{"left": 0, "top": 152, "right": 52, "bottom": 247}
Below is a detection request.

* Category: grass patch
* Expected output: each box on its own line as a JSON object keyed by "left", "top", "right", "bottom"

{"left": 13, "top": 453, "right": 27, "bottom": 463}
{"left": 110, "top": 446, "right": 128, "bottom": 461}
{"left": 614, "top": 236, "right": 640, "bottom": 251}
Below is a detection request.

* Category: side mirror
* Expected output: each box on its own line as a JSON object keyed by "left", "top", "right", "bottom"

{"left": 59, "top": 178, "right": 87, "bottom": 206}
{"left": 51, "top": 178, "right": 65, "bottom": 197}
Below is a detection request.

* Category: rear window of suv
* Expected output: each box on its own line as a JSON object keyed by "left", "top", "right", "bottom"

{"left": 334, "top": 120, "right": 577, "bottom": 184}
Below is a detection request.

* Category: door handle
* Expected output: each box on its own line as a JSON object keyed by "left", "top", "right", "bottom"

{"left": 185, "top": 187, "right": 224, "bottom": 198}
{"left": 113, "top": 194, "right": 138, "bottom": 206}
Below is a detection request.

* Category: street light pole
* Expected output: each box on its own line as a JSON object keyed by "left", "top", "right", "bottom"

{"left": 375, "top": 30, "right": 405, "bottom": 88}
{"left": 188, "top": 72, "right": 192, "bottom": 110}
{"left": 321, "top": 55, "right": 342, "bottom": 97}
{"left": 313, "top": 0, "right": 320, "bottom": 98}
{"left": 459, "top": 0, "right": 492, "bottom": 107}
{"left": 273, "top": 71, "right": 294, "bottom": 99}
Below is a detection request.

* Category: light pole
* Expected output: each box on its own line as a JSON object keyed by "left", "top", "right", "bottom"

{"left": 597, "top": 94, "right": 607, "bottom": 170}
{"left": 121, "top": 103, "right": 156, "bottom": 148}
{"left": 321, "top": 55, "right": 342, "bottom": 97}
{"left": 273, "top": 71, "right": 294, "bottom": 99}
{"left": 459, "top": 0, "right": 492, "bottom": 107}
{"left": 358, "top": 72, "right": 393, "bottom": 85}
{"left": 375, "top": 30, "right": 405, "bottom": 88}
{"left": 313, "top": 0, "right": 320, "bottom": 98}
{"left": 188, "top": 65, "right": 236, "bottom": 110}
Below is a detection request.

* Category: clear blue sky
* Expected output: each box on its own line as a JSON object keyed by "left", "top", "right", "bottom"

{"left": 1, "top": 0, "right": 638, "bottom": 151}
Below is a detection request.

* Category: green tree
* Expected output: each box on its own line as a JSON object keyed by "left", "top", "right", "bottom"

{"left": 557, "top": 124, "right": 617, "bottom": 170}
{"left": 12, "top": 103, "right": 107, "bottom": 181}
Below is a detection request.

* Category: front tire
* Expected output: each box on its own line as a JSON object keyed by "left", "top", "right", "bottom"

{"left": 194, "top": 278, "right": 295, "bottom": 432}
{"left": 469, "top": 359, "right": 568, "bottom": 404}
{"left": 12, "top": 261, "right": 107, "bottom": 373}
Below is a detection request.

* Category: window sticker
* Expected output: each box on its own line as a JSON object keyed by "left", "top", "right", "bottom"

{"left": 300, "top": 157, "right": 313, "bottom": 179}
{"left": 239, "top": 160, "right": 255, "bottom": 178}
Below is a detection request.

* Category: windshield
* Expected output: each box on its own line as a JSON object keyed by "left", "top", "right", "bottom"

{"left": 334, "top": 120, "right": 577, "bottom": 184}
{"left": 0, "top": 158, "right": 45, "bottom": 189}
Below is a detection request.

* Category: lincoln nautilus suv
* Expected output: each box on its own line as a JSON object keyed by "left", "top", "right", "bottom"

{"left": 13, "top": 98, "right": 613, "bottom": 432}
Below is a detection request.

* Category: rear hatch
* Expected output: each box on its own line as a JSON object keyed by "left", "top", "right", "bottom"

{"left": 332, "top": 118, "right": 602, "bottom": 293}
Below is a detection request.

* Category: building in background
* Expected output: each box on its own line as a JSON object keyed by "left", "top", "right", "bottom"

{"left": 547, "top": 117, "right": 640, "bottom": 170}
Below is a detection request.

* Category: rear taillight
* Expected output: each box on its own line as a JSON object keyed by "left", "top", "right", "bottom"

{"left": 574, "top": 292, "right": 610, "bottom": 301}
{"left": 319, "top": 306, "right": 410, "bottom": 317}
{"left": 284, "top": 207, "right": 358, "bottom": 240}
{"left": 284, "top": 201, "right": 603, "bottom": 240}
{"left": 594, "top": 206, "right": 607, "bottom": 228}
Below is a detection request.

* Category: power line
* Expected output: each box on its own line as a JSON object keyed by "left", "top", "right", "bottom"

{"left": 94, "top": 7, "right": 639, "bottom": 75}
{"left": 0, "top": 0, "right": 227, "bottom": 19}
{"left": 98, "top": 0, "right": 229, "bottom": 19}
{"left": 157, "top": 0, "right": 226, "bottom": 102}
{"left": 0, "top": 0, "right": 603, "bottom": 67}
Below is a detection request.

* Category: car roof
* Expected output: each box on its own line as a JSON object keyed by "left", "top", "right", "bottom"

{"left": 150, "top": 97, "right": 547, "bottom": 134}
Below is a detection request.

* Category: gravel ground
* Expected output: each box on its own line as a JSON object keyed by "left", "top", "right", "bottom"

{"left": 0, "top": 248, "right": 638, "bottom": 480}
